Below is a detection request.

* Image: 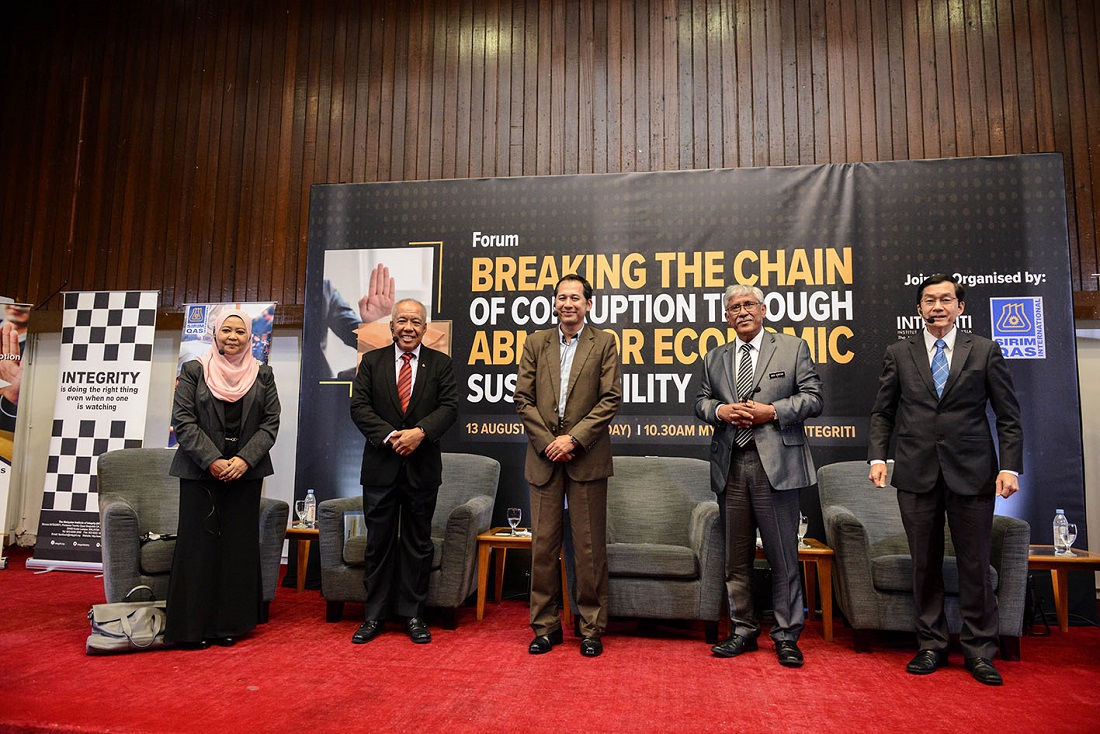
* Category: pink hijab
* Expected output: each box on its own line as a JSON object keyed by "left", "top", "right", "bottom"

{"left": 197, "top": 309, "right": 260, "bottom": 402}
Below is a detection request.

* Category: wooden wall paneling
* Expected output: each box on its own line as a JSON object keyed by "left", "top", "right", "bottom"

{"left": 1042, "top": 3, "right": 1080, "bottom": 289}
{"left": 979, "top": 0, "right": 1006, "bottom": 155}
{"left": 411, "top": 0, "right": 434, "bottom": 181}
{"left": 238, "top": 2, "right": 264, "bottom": 301}
{"left": 870, "top": 0, "right": 895, "bottom": 161}
{"left": 931, "top": 0, "right": 957, "bottom": 157}
{"left": 719, "top": 0, "right": 738, "bottom": 167}
{"left": 774, "top": 0, "right": 794, "bottom": 166}
{"left": 994, "top": 0, "right": 1022, "bottom": 154}
{"left": 884, "top": 0, "right": 909, "bottom": 160}
{"left": 594, "top": 0, "right": 613, "bottom": 175}
{"left": 581, "top": 0, "right": 598, "bottom": 175}
{"left": 748, "top": 0, "right": 768, "bottom": 166}
{"left": 661, "top": 0, "right": 679, "bottom": 171}
{"left": 823, "top": 0, "right": 845, "bottom": 163}
{"left": 467, "top": 1, "right": 487, "bottom": 179}
{"left": 946, "top": 0, "right": 972, "bottom": 157}
{"left": 687, "top": 0, "right": 707, "bottom": 170}
{"left": 506, "top": 1, "right": 525, "bottom": 177}
{"left": 792, "top": 0, "right": 813, "bottom": 165}
{"left": 808, "top": 0, "right": 829, "bottom": 164}
{"left": 486, "top": 0, "right": 503, "bottom": 176}
{"left": 853, "top": 0, "right": 877, "bottom": 161}
{"left": 1028, "top": 0, "right": 1054, "bottom": 151}
{"left": 1079, "top": 1, "right": 1100, "bottom": 288}
{"left": 630, "top": 0, "right": 647, "bottom": 173}
{"left": 962, "top": 0, "right": 990, "bottom": 156}
{"left": 285, "top": 0, "right": 312, "bottom": 306}
{"left": 1063, "top": 0, "right": 1097, "bottom": 289}
{"left": 385, "top": 1, "right": 408, "bottom": 183}
{"left": 456, "top": 2, "right": 476, "bottom": 179}
{"left": 428, "top": 1, "right": 449, "bottom": 181}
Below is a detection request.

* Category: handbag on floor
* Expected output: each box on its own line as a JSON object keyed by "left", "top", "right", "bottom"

{"left": 86, "top": 585, "right": 168, "bottom": 655}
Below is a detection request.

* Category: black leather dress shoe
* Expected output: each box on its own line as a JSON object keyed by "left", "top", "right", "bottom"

{"left": 906, "top": 649, "right": 949, "bottom": 675}
{"left": 213, "top": 637, "right": 237, "bottom": 647}
{"left": 775, "top": 640, "right": 804, "bottom": 668}
{"left": 528, "top": 627, "right": 564, "bottom": 654}
{"left": 965, "top": 657, "right": 1003, "bottom": 686}
{"left": 352, "top": 620, "right": 384, "bottom": 644}
{"left": 711, "top": 634, "right": 759, "bottom": 658}
{"left": 580, "top": 636, "right": 603, "bottom": 657}
{"left": 175, "top": 640, "right": 211, "bottom": 650}
{"left": 406, "top": 617, "right": 431, "bottom": 644}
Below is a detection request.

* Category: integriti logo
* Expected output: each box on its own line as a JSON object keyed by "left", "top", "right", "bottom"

{"left": 991, "top": 297, "right": 1045, "bottom": 359}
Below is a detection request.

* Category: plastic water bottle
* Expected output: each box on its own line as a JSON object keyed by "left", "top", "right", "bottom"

{"left": 1053, "top": 508, "right": 1068, "bottom": 554}
{"left": 305, "top": 489, "right": 317, "bottom": 529}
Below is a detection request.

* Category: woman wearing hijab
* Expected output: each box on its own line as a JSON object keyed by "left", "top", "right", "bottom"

{"left": 165, "top": 310, "right": 281, "bottom": 648}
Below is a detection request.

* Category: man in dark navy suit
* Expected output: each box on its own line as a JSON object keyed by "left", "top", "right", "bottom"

{"left": 868, "top": 274, "right": 1023, "bottom": 686}
{"left": 350, "top": 298, "right": 457, "bottom": 645}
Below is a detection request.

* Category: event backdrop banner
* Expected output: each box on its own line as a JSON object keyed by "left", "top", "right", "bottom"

{"left": 297, "top": 154, "right": 1084, "bottom": 564}
{"left": 28, "top": 291, "right": 158, "bottom": 571}
{"left": 0, "top": 301, "right": 31, "bottom": 543}
{"left": 168, "top": 301, "right": 276, "bottom": 446}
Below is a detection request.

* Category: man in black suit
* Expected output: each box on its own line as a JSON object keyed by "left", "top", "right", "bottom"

{"left": 868, "top": 274, "right": 1023, "bottom": 686}
{"left": 349, "top": 298, "right": 457, "bottom": 645}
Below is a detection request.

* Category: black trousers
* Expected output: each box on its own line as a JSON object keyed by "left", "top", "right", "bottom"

{"left": 897, "top": 474, "right": 999, "bottom": 659}
{"left": 361, "top": 467, "right": 439, "bottom": 620}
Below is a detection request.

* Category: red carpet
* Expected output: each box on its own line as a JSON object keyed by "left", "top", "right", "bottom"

{"left": 2, "top": 544, "right": 1099, "bottom": 733}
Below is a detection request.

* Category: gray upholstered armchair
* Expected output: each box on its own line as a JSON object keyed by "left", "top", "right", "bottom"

{"left": 97, "top": 447, "right": 290, "bottom": 622}
{"left": 317, "top": 452, "right": 499, "bottom": 629}
{"left": 818, "top": 460, "right": 1030, "bottom": 659}
{"left": 605, "top": 456, "right": 724, "bottom": 643}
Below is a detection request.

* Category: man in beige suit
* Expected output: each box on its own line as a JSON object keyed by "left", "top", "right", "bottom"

{"left": 514, "top": 274, "right": 622, "bottom": 657}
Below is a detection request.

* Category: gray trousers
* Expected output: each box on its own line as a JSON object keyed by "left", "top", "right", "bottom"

{"left": 720, "top": 446, "right": 804, "bottom": 642}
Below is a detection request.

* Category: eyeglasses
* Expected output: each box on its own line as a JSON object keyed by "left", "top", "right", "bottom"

{"left": 725, "top": 301, "right": 761, "bottom": 315}
{"left": 920, "top": 297, "right": 958, "bottom": 308}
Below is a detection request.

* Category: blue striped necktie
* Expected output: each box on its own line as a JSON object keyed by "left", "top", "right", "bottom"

{"left": 931, "top": 339, "right": 948, "bottom": 398}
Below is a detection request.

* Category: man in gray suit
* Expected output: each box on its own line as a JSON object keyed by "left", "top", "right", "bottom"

{"left": 694, "top": 284, "right": 823, "bottom": 667}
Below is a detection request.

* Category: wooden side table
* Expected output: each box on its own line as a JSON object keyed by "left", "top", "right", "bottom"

{"left": 476, "top": 527, "right": 571, "bottom": 627}
{"left": 755, "top": 537, "right": 835, "bottom": 642}
{"left": 285, "top": 525, "right": 319, "bottom": 593}
{"left": 1027, "top": 544, "right": 1100, "bottom": 632}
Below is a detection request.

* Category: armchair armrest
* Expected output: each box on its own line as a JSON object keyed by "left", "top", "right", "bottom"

{"left": 822, "top": 504, "right": 879, "bottom": 629}
{"left": 990, "top": 514, "right": 1031, "bottom": 635}
{"left": 258, "top": 498, "right": 289, "bottom": 603}
{"left": 432, "top": 494, "right": 495, "bottom": 606}
{"left": 317, "top": 496, "right": 363, "bottom": 570}
{"left": 99, "top": 497, "right": 141, "bottom": 603}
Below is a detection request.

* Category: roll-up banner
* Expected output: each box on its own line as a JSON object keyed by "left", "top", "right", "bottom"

{"left": 28, "top": 291, "right": 158, "bottom": 572}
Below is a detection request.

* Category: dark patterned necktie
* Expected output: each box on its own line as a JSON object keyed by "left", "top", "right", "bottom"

{"left": 398, "top": 352, "right": 414, "bottom": 412}
{"left": 735, "top": 344, "right": 754, "bottom": 447}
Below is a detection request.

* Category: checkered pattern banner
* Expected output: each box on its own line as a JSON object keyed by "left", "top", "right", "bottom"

{"left": 32, "top": 291, "right": 157, "bottom": 567}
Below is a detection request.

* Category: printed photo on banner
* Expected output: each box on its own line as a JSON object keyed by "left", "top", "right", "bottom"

{"left": 169, "top": 301, "right": 277, "bottom": 447}
{"left": 318, "top": 247, "right": 449, "bottom": 382}
{"left": 178, "top": 302, "right": 277, "bottom": 371}
{"left": 0, "top": 300, "right": 31, "bottom": 542}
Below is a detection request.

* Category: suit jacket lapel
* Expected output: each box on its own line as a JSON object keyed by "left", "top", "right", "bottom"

{"left": 942, "top": 333, "right": 972, "bottom": 397}
{"left": 405, "top": 351, "right": 429, "bottom": 414}
{"left": 753, "top": 334, "right": 777, "bottom": 397}
{"left": 723, "top": 342, "right": 738, "bottom": 398}
{"left": 547, "top": 331, "right": 562, "bottom": 412}
{"left": 907, "top": 337, "right": 938, "bottom": 399}
{"left": 564, "top": 327, "right": 595, "bottom": 405}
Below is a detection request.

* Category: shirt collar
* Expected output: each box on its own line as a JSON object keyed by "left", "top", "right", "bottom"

{"left": 923, "top": 325, "right": 958, "bottom": 352}
{"left": 394, "top": 343, "right": 422, "bottom": 360}
{"left": 737, "top": 330, "right": 765, "bottom": 352}
{"left": 560, "top": 323, "right": 585, "bottom": 345}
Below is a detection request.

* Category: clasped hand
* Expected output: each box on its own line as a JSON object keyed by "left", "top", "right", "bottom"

{"left": 389, "top": 428, "right": 425, "bottom": 457}
{"left": 210, "top": 456, "right": 250, "bottom": 482}
{"left": 718, "top": 400, "right": 771, "bottom": 428}
{"left": 544, "top": 435, "right": 575, "bottom": 463}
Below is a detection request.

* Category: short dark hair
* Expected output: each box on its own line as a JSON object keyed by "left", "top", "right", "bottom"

{"left": 555, "top": 273, "right": 593, "bottom": 301}
{"left": 917, "top": 273, "right": 965, "bottom": 304}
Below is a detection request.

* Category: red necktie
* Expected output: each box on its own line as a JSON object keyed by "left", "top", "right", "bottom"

{"left": 397, "top": 352, "right": 413, "bottom": 413}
